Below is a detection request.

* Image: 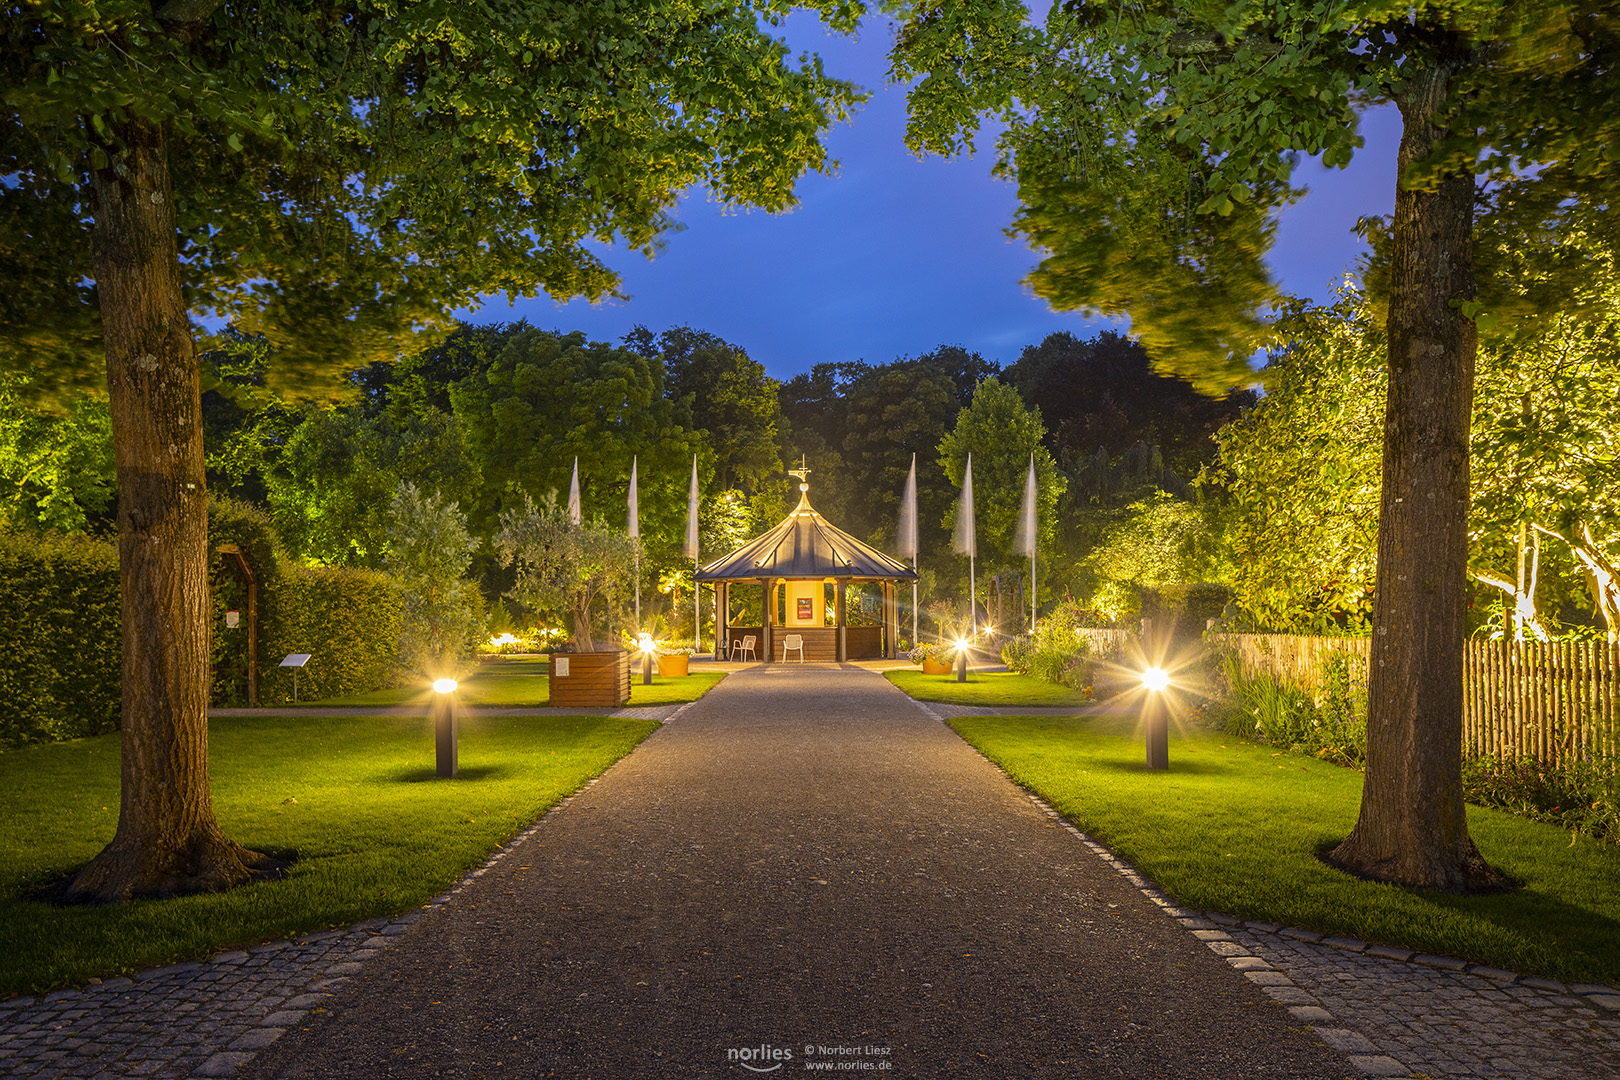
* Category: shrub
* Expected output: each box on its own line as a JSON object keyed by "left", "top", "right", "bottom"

{"left": 385, "top": 482, "right": 482, "bottom": 677}
{"left": 1001, "top": 635, "right": 1035, "bottom": 674}
{"left": 909, "top": 642, "right": 954, "bottom": 665}
{"left": 1211, "top": 648, "right": 1367, "bottom": 767}
{"left": 0, "top": 530, "right": 121, "bottom": 747}
{"left": 1462, "top": 757, "right": 1620, "bottom": 844}
{"left": 1141, "top": 582, "right": 1232, "bottom": 643}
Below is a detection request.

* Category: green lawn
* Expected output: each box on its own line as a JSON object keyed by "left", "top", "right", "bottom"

{"left": 301, "top": 663, "right": 724, "bottom": 708}
{"left": 886, "top": 668, "right": 1094, "bottom": 708}
{"left": 0, "top": 712, "right": 658, "bottom": 996}
{"left": 950, "top": 712, "right": 1620, "bottom": 986}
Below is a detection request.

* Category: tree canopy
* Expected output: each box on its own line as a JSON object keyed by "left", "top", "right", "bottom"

{"left": 892, "top": 0, "right": 1620, "bottom": 890}
{"left": 3, "top": 0, "right": 866, "bottom": 391}
{"left": 1, "top": 0, "right": 870, "bottom": 903}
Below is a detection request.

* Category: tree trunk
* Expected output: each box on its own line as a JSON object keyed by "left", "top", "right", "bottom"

{"left": 67, "top": 115, "right": 270, "bottom": 903}
{"left": 1328, "top": 53, "right": 1508, "bottom": 891}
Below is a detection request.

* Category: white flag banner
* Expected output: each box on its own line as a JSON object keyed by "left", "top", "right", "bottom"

{"left": 1015, "top": 454, "right": 1037, "bottom": 559}
{"left": 567, "top": 457, "right": 582, "bottom": 526}
{"left": 952, "top": 453, "right": 976, "bottom": 558}
{"left": 627, "top": 455, "right": 640, "bottom": 538}
{"left": 897, "top": 454, "right": 918, "bottom": 562}
{"left": 684, "top": 455, "right": 700, "bottom": 560}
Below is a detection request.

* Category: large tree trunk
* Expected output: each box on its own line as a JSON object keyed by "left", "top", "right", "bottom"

{"left": 67, "top": 115, "right": 270, "bottom": 903}
{"left": 1328, "top": 53, "right": 1508, "bottom": 891}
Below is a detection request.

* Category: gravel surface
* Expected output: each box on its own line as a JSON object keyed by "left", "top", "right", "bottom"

{"left": 242, "top": 664, "right": 1348, "bottom": 1079}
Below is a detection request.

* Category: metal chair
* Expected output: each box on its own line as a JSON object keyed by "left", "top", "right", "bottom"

{"left": 733, "top": 635, "right": 757, "bottom": 662}
{"left": 782, "top": 633, "right": 804, "bottom": 662}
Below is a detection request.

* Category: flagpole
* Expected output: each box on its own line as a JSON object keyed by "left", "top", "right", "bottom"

{"left": 629, "top": 455, "right": 640, "bottom": 631}
{"left": 1028, "top": 454, "right": 1038, "bottom": 635}
{"left": 687, "top": 454, "right": 701, "bottom": 653}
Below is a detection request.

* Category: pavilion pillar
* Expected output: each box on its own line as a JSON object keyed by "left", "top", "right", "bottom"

{"left": 835, "top": 581, "right": 847, "bottom": 663}
{"left": 761, "top": 578, "right": 774, "bottom": 666}
{"left": 885, "top": 582, "right": 900, "bottom": 659}
{"left": 714, "top": 581, "right": 726, "bottom": 661}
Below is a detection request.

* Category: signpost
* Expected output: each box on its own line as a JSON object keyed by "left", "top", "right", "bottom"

{"left": 278, "top": 653, "right": 311, "bottom": 704}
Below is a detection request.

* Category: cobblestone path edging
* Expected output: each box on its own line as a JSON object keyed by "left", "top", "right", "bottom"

{"left": 0, "top": 707, "right": 682, "bottom": 1080}
{"left": 920, "top": 702, "right": 1620, "bottom": 1079}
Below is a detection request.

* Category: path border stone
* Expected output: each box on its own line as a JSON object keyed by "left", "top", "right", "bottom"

{"left": 915, "top": 700, "right": 1620, "bottom": 1079}
{"left": 0, "top": 704, "right": 689, "bottom": 1078}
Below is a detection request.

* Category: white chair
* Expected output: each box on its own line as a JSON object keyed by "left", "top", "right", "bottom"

{"left": 782, "top": 633, "right": 804, "bottom": 662}
{"left": 733, "top": 635, "right": 757, "bottom": 662}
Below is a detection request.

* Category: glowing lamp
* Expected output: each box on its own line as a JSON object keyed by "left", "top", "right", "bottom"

{"left": 433, "top": 679, "right": 458, "bottom": 777}
{"left": 637, "top": 631, "right": 655, "bottom": 654}
{"left": 1142, "top": 667, "right": 1169, "bottom": 770}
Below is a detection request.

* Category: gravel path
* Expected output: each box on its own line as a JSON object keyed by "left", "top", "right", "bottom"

{"left": 241, "top": 663, "right": 1346, "bottom": 1079}
{"left": 7, "top": 665, "right": 1615, "bottom": 1078}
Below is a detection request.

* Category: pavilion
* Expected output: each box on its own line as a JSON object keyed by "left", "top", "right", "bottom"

{"left": 697, "top": 464, "right": 917, "bottom": 662}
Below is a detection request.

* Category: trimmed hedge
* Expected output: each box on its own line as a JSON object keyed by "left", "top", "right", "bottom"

{"left": 0, "top": 500, "right": 405, "bottom": 744}
{"left": 258, "top": 565, "right": 402, "bottom": 705}
{"left": 209, "top": 498, "right": 403, "bottom": 706}
{"left": 0, "top": 531, "right": 122, "bottom": 748}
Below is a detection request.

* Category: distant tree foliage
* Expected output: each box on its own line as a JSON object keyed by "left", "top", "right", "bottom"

{"left": 1005, "top": 331, "right": 1253, "bottom": 479}
{"left": 0, "top": 373, "right": 115, "bottom": 532}
{"left": 385, "top": 482, "right": 483, "bottom": 677}
{"left": 625, "top": 326, "right": 785, "bottom": 495}
{"left": 1214, "top": 283, "right": 1620, "bottom": 640}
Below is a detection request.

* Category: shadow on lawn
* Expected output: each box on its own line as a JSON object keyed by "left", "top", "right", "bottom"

{"left": 1081, "top": 754, "right": 1235, "bottom": 777}
{"left": 388, "top": 764, "right": 513, "bottom": 784}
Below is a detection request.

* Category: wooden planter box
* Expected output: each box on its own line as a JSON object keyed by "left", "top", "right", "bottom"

{"left": 656, "top": 654, "right": 690, "bottom": 677}
{"left": 921, "top": 657, "right": 953, "bottom": 675}
{"left": 548, "top": 650, "right": 631, "bottom": 708}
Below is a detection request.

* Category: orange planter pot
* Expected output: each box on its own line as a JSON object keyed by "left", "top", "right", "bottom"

{"left": 657, "top": 654, "right": 690, "bottom": 677}
{"left": 921, "top": 657, "right": 953, "bottom": 675}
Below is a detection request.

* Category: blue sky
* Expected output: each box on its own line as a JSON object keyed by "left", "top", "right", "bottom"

{"left": 459, "top": 15, "right": 1403, "bottom": 382}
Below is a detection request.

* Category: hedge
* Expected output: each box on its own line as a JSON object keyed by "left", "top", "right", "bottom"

{"left": 0, "top": 500, "right": 405, "bottom": 745}
{"left": 0, "top": 531, "right": 122, "bottom": 748}
{"left": 209, "top": 498, "right": 403, "bottom": 707}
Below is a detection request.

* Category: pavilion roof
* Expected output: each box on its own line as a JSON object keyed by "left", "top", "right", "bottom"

{"left": 695, "top": 489, "right": 916, "bottom": 582}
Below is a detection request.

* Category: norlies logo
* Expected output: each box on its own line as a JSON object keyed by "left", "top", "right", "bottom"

{"left": 726, "top": 1044, "right": 794, "bottom": 1072}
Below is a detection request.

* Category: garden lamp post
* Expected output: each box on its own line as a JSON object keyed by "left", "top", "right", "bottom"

{"left": 638, "top": 632, "right": 655, "bottom": 686}
{"left": 1142, "top": 667, "right": 1170, "bottom": 771}
{"left": 433, "top": 678, "right": 459, "bottom": 778}
{"left": 955, "top": 636, "right": 970, "bottom": 683}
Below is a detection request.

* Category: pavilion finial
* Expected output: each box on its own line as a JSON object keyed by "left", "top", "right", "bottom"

{"left": 788, "top": 454, "right": 812, "bottom": 492}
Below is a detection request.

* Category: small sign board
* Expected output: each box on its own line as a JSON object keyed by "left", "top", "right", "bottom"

{"left": 225, "top": 609, "right": 240, "bottom": 629}
{"left": 279, "top": 654, "right": 312, "bottom": 668}
{"left": 553, "top": 656, "right": 569, "bottom": 677}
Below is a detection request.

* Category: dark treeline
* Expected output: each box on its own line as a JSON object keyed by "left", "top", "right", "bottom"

{"left": 6, "top": 318, "right": 1251, "bottom": 631}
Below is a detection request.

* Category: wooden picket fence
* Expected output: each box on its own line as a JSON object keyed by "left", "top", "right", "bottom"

{"left": 1465, "top": 639, "right": 1620, "bottom": 768}
{"left": 1207, "top": 633, "right": 1620, "bottom": 767}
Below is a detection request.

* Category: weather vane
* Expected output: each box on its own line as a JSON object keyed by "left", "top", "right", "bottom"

{"left": 788, "top": 454, "right": 812, "bottom": 490}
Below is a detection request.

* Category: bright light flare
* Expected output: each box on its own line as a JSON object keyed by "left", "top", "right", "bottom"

{"left": 488, "top": 633, "right": 520, "bottom": 647}
{"left": 433, "top": 678, "right": 458, "bottom": 694}
{"left": 954, "top": 637, "right": 970, "bottom": 652}
{"left": 637, "top": 632, "right": 655, "bottom": 653}
{"left": 1141, "top": 667, "right": 1170, "bottom": 692}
